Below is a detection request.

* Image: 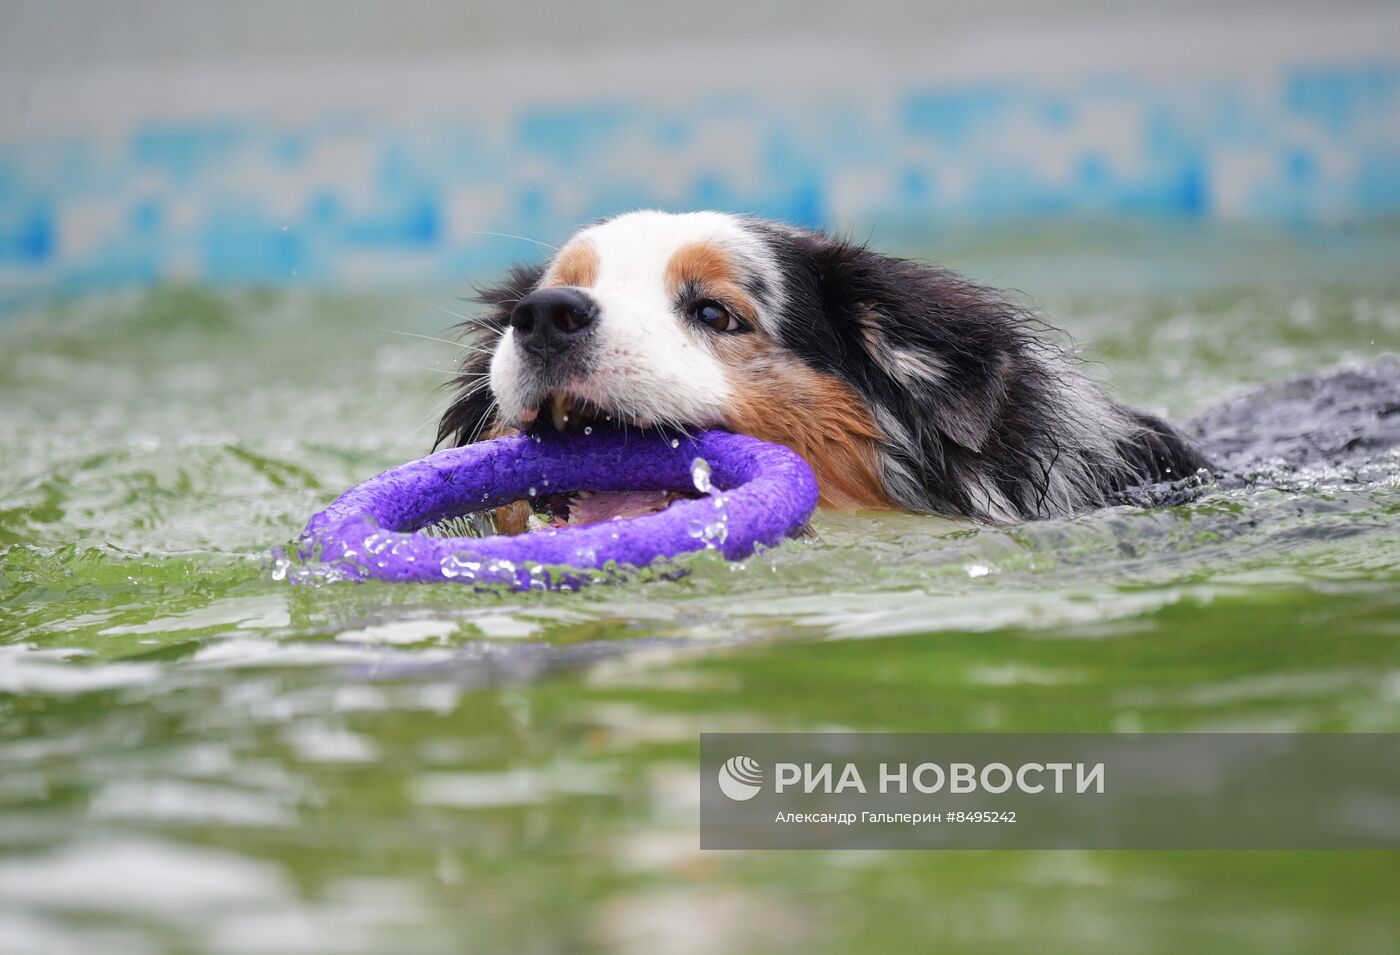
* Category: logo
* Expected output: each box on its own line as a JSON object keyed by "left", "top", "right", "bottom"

{"left": 718, "top": 755, "right": 764, "bottom": 801}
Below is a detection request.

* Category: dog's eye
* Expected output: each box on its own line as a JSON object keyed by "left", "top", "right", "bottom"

{"left": 689, "top": 300, "right": 743, "bottom": 333}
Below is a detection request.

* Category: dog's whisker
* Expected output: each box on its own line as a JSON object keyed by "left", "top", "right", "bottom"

{"left": 458, "top": 230, "right": 560, "bottom": 253}
{"left": 453, "top": 379, "right": 493, "bottom": 400}
{"left": 413, "top": 299, "right": 480, "bottom": 324}
{"left": 466, "top": 399, "right": 499, "bottom": 445}
{"left": 450, "top": 343, "right": 496, "bottom": 358}
{"left": 409, "top": 397, "right": 457, "bottom": 440}
{"left": 379, "top": 327, "right": 470, "bottom": 349}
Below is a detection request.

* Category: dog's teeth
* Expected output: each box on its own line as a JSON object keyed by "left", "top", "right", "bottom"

{"left": 550, "top": 392, "right": 568, "bottom": 431}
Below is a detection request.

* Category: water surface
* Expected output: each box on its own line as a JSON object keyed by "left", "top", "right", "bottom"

{"left": 2, "top": 223, "right": 1399, "bottom": 954}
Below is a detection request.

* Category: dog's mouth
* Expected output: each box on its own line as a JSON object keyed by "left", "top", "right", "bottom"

{"left": 519, "top": 389, "right": 653, "bottom": 434}
{"left": 512, "top": 389, "right": 699, "bottom": 531}
{"left": 528, "top": 487, "right": 693, "bottom": 530}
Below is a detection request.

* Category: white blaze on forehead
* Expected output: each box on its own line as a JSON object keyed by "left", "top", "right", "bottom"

{"left": 574, "top": 210, "right": 782, "bottom": 327}
{"left": 490, "top": 210, "right": 781, "bottom": 430}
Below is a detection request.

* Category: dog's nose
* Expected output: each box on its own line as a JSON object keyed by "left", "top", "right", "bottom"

{"left": 509, "top": 288, "right": 598, "bottom": 357}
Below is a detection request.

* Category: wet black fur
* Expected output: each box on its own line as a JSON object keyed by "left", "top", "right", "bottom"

{"left": 435, "top": 263, "right": 544, "bottom": 451}
{"left": 753, "top": 226, "right": 1211, "bottom": 519}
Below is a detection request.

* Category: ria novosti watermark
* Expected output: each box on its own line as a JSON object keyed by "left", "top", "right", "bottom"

{"left": 700, "top": 733, "right": 1400, "bottom": 849}
{"left": 765, "top": 757, "right": 1105, "bottom": 796}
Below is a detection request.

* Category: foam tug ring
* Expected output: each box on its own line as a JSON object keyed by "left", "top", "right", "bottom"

{"left": 298, "top": 429, "right": 819, "bottom": 589}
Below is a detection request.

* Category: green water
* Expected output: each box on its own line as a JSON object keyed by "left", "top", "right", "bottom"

{"left": 2, "top": 225, "right": 1399, "bottom": 954}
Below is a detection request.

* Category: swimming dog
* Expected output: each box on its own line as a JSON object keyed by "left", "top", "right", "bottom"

{"left": 436, "top": 211, "right": 1396, "bottom": 529}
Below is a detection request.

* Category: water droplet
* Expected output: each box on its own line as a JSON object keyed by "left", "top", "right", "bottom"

{"left": 690, "top": 457, "right": 713, "bottom": 494}
{"left": 670, "top": 438, "right": 680, "bottom": 449}
{"left": 440, "top": 551, "right": 482, "bottom": 579}
{"left": 704, "top": 515, "right": 729, "bottom": 546}
{"left": 966, "top": 563, "right": 991, "bottom": 578}
{"left": 584, "top": 426, "right": 593, "bottom": 435}
{"left": 484, "top": 558, "right": 517, "bottom": 582}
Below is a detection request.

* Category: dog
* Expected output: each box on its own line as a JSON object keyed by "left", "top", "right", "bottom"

{"left": 435, "top": 210, "right": 1393, "bottom": 531}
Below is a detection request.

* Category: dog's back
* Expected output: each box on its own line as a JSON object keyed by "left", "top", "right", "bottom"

{"left": 1188, "top": 357, "right": 1400, "bottom": 474}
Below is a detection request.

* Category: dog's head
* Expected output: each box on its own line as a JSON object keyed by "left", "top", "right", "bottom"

{"left": 487, "top": 211, "right": 779, "bottom": 439}
{"left": 438, "top": 210, "right": 1164, "bottom": 522}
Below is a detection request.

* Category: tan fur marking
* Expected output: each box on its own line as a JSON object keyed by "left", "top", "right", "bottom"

{"left": 542, "top": 239, "right": 599, "bottom": 289}
{"left": 492, "top": 500, "right": 532, "bottom": 536}
{"left": 664, "top": 241, "right": 759, "bottom": 324}
{"left": 724, "top": 351, "right": 895, "bottom": 510}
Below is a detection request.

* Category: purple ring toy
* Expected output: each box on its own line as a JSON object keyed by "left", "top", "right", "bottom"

{"left": 298, "top": 429, "right": 819, "bottom": 589}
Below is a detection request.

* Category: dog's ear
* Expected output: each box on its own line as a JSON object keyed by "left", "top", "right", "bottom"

{"left": 857, "top": 299, "right": 1014, "bottom": 454}
{"left": 434, "top": 263, "right": 545, "bottom": 449}
{"left": 801, "top": 238, "right": 1021, "bottom": 455}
